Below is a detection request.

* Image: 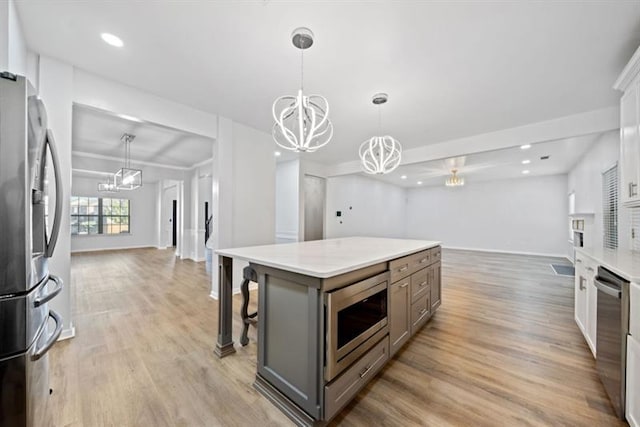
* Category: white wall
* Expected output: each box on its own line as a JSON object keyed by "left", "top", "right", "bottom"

{"left": 38, "top": 56, "right": 75, "bottom": 339}
{"left": 7, "top": 0, "right": 26, "bottom": 75}
{"left": 70, "top": 176, "right": 157, "bottom": 252}
{"left": 567, "top": 130, "right": 623, "bottom": 250}
{"left": 325, "top": 175, "right": 407, "bottom": 239}
{"left": 406, "top": 174, "right": 569, "bottom": 257}
{"left": 0, "top": 0, "right": 26, "bottom": 75}
{"left": 210, "top": 119, "right": 276, "bottom": 297}
{"left": 275, "top": 160, "right": 300, "bottom": 243}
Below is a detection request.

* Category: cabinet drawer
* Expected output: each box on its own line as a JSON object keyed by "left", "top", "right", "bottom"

{"left": 390, "top": 257, "right": 412, "bottom": 283}
{"left": 411, "top": 294, "right": 431, "bottom": 334}
{"left": 410, "top": 250, "right": 431, "bottom": 271}
{"left": 429, "top": 247, "right": 441, "bottom": 263}
{"left": 324, "top": 336, "right": 389, "bottom": 421}
{"left": 410, "top": 268, "right": 429, "bottom": 304}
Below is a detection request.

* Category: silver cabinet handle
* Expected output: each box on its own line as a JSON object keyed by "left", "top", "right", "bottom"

{"left": 359, "top": 364, "right": 374, "bottom": 378}
{"left": 419, "top": 258, "right": 428, "bottom": 264}
{"left": 419, "top": 281, "right": 427, "bottom": 287}
{"left": 586, "top": 267, "right": 594, "bottom": 272}
{"left": 579, "top": 277, "right": 586, "bottom": 291}
{"left": 576, "top": 259, "right": 582, "bottom": 263}
{"left": 630, "top": 182, "right": 638, "bottom": 198}
{"left": 45, "top": 129, "right": 63, "bottom": 258}
{"left": 32, "top": 309, "right": 63, "bottom": 361}
{"left": 419, "top": 308, "right": 428, "bottom": 315}
{"left": 34, "top": 274, "right": 63, "bottom": 307}
{"left": 398, "top": 265, "right": 408, "bottom": 272}
{"left": 399, "top": 282, "right": 409, "bottom": 288}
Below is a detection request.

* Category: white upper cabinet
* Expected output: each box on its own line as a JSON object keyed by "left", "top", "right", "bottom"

{"left": 615, "top": 46, "right": 640, "bottom": 207}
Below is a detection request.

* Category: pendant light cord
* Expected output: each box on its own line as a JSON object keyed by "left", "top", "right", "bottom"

{"left": 300, "top": 45, "right": 304, "bottom": 91}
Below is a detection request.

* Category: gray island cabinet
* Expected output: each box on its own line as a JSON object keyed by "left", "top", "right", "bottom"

{"left": 215, "top": 237, "right": 442, "bottom": 426}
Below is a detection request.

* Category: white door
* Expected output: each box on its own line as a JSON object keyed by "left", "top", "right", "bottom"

{"left": 303, "top": 175, "right": 325, "bottom": 241}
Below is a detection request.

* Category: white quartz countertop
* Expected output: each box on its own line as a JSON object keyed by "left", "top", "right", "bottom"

{"left": 575, "top": 246, "right": 640, "bottom": 283}
{"left": 216, "top": 237, "right": 441, "bottom": 278}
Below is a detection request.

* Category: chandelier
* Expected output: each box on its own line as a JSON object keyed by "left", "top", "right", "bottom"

{"left": 97, "top": 173, "right": 119, "bottom": 193}
{"left": 445, "top": 169, "right": 464, "bottom": 187}
{"left": 272, "top": 27, "right": 333, "bottom": 152}
{"left": 359, "top": 93, "right": 402, "bottom": 175}
{"left": 115, "top": 133, "right": 142, "bottom": 190}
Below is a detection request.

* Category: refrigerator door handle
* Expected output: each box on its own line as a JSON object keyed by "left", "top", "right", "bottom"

{"left": 44, "top": 129, "right": 63, "bottom": 258}
{"left": 34, "top": 274, "right": 63, "bottom": 307}
{"left": 32, "top": 309, "right": 63, "bottom": 361}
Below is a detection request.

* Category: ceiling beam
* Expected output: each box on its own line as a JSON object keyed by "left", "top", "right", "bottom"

{"left": 326, "top": 106, "right": 619, "bottom": 177}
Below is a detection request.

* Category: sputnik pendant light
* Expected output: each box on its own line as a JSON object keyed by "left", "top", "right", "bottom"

{"left": 359, "top": 93, "right": 402, "bottom": 175}
{"left": 115, "top": 133, "right": 142, "bottom": 190}
{"left": 272, "top": 27, "right": 333, "bottom": 152}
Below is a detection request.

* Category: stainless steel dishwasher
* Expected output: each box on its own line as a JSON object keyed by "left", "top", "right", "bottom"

{"left": 594, "top": 266, "right": 630, "bottom": 419}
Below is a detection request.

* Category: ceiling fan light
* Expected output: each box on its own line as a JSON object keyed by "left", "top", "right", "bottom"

{"left": 445, "top": 169, "right": 464, "bottom": 187}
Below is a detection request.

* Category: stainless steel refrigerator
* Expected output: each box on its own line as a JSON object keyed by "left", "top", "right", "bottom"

{"left": 0, "top": 72, "right": 64, "bottom": 427}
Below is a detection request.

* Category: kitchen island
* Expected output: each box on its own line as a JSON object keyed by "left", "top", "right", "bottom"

{"left": 215, "top": 237, "right": 441, "bottom": 426}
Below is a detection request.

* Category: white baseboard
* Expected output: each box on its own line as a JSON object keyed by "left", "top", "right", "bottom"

{"left": 442, "top": 245, "right": 569, "bottom": 259}
{"left": 71, "top": 245, "right": 154, "bottom": 254}
{"left": 58, "top": 325, "right": 76, "bottom": 341}
{"left": 156, "top": 246, "right": 168, "bottom": 250}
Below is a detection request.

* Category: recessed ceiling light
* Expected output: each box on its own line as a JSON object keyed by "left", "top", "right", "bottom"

{"left": 417, "top": 181, "right": 423, "bottom": 185}
{"left": 520, "top": 144, "right": 531, "bottom": 150}
{"left": 522, "top": 170, "right": 530, "bottom": 175}
{"left": 522, "top": 159, "right": 531, "bottom": 165}
{"left": 101, "top": 33, "right": 123, "bottom": 48}
{"left": 274, "top": 151, "right": 281, "bottom": 157}
{"left": 400, "top": 175, "right": 407, "bottom": 180}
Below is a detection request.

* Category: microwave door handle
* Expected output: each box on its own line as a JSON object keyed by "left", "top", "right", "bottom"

{"left": 44, "top": 129, "right": 63, "bottom": 258}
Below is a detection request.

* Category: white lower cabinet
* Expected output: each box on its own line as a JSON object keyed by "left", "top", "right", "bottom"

{"left": 574, "top": 253, "right": 597, "bottom": 357}
{"left": 628, "top": 335, "right": 640, "bottom": 427}
{"left": 575, "top": 273, "right": 587, "bottom": 334}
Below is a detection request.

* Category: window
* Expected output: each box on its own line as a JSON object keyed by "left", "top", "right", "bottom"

{"left": 71, "top": 196, "right": 130, "bottom": 235}
{"left": 602, "top": 165, "right": 618, "bottom": 249}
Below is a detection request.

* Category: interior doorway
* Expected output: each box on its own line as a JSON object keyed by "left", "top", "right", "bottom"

{"left": 172, "top": 199, "right": 177, "bottom": 247}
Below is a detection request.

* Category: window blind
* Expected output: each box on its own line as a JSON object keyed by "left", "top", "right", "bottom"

{"left": 602, "top": 165, "right": 618, "bottom": 249}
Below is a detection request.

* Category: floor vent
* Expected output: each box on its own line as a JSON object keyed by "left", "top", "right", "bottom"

{"left": 551, "top": 264, "right": 575, "bottom": 277}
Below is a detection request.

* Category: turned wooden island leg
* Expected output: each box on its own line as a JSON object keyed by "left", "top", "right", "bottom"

{"left": 240, "top": 266, "right": 258, "bottom": 346}
{"left": 215, "top": 255, "right": 236, "bottom": 357}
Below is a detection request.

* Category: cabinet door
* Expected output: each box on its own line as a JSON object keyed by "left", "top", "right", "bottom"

{"left": 620, "top": 81, "right": 640, "bottom": 205}
{"left": 389, "top": 279, "right": 410, "bottom": 356}
{"left": 586, "top": 275, "right": 597, "bottom": 357}
{"left": 627, "top": 335, "right": 640, "bottom": 427}
{"left": 575, "top": 274, "right": 587, "bottom": 335}
{"left": 430, "top": 262, "right": 441, "bottom": 311}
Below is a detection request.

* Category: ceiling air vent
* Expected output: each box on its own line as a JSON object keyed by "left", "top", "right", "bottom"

{"left": 540, "top": 155, "right": 550, "bottom": 160}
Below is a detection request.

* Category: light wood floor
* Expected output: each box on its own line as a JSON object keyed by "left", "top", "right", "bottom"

{"left": 49, "top": 248, "right": 625, "bottom": 426}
